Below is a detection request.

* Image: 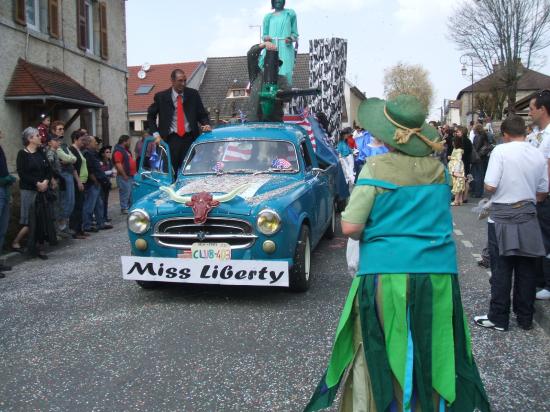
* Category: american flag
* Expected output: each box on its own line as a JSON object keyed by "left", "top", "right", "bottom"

{"left": 283, "top": 112, "right": 316, "bottom": 151}
{"left": 272, "top": 158, "right": 292, "bottom": 169}
{"left": 212, "top": 161, "right": 225, "bottom": 173}
{"left": 222, "top": 142, "right": 253, "bottom": 162}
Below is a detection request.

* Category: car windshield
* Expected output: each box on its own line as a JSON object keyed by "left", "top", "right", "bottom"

{"left": 183, "top": 139, "right": 299, "bottom": 175}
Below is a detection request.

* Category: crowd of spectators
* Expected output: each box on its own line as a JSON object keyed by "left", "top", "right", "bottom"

{"left": 0, "top": 114, "right": 140, "bottom": 277}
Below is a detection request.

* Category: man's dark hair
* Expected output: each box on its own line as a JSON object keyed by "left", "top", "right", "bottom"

{"left": 71, "top": 130, "right": 86, "bottom": 142}
{"left": 170, "top": 69, "right": 185, "bottom": 81}
{"left": 501, "top": 115, "right": 526, "bottom": 137}
{"left": 533, "top": 89, "right": 550, "bottom": 116}
{"left": 118, "top": 134, "right": 131, "bottom": 145}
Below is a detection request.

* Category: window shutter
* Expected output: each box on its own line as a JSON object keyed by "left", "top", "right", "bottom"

{"left": 48, "top": 0, "right": 60, "bottom": 38}
{"left": 99, "top": 2, "right": 108, "bottom": 59}
{"left": 77, "top": 0, "right": 87, "bottom": 50}
{"left": 14, "top": 0, "right": 26, "bottom": 25}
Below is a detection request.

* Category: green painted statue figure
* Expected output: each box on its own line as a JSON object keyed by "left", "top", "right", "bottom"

{"left": 259, "top": 0, "right": 298, "bottom": 85}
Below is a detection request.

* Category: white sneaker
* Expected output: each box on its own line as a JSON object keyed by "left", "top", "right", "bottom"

{"left": 535, "top": 288, "right": 550, "bottom": 300}
{"left": 473, "top": 315, "right": 507, "bottom": 331}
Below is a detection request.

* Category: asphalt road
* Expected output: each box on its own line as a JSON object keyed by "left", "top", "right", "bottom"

{"left": 1, "top": 206, "right": 549, "bottom": 411}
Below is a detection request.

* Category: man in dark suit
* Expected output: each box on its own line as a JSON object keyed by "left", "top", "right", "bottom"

{"left": 147, "top": 69, "right": 211, "bottom": 174}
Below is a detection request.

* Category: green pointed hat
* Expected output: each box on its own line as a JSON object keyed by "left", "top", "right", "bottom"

{"left": 357, "top": 94, "right": 443, "bottom": 157}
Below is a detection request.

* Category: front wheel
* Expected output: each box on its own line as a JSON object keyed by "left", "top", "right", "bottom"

{"left": 289, "top": 225, "right": 311, "bottom": 292}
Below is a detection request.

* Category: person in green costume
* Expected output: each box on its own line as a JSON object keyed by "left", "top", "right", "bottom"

{"left": 304, "top": 95, "right": 490, "bottom": 412}
{"left": 259, "top": 0, "right": 298, "bottom": 85}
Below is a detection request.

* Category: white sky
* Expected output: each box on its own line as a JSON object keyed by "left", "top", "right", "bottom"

{"left": 125, "top": 0, "right": 550, "bottom": 121}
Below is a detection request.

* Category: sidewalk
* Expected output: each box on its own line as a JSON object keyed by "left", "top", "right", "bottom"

{"left": 0, "top": 190, "right": 126, "bottom": 269}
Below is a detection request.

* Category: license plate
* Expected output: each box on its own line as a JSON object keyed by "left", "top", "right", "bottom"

{"left": 190, "top": 242, "right": 231, "bottom": 260}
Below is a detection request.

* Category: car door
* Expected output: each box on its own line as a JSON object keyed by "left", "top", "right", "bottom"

{"left": 299, "top": 140, "right": 326, "bottom": 239}
{"left": 132, "top": 137, "right": 173, "bottom": 202}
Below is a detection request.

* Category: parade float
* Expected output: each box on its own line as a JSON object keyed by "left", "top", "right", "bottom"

{"left": 121, "top": 1, "right": 350, "bottom": 292}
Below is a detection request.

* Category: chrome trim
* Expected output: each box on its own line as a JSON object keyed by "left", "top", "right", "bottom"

{"left": 153, "top": 217, "right": 256, "bottom": 250}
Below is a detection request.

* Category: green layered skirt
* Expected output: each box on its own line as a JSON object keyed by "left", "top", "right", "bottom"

{"left": 304, "top": 274, "right": 490, "bottom": 412}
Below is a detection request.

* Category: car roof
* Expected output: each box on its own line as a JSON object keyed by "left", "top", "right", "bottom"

{"left": 195, "top": 122, "right": 307, "bottom": 145}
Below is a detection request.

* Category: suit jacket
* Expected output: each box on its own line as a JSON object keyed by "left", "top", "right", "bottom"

{"left": 147, "top": 87, "right": 210, "bottom": 139}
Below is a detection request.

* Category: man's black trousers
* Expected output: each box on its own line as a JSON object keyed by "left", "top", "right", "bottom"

{"left": 536, "top": 197, "right": 550, "bottom": 288}
{"left": 166, "top": 132, "right": 194, "bottom": 176}
{"left": 487, "top": 222, "right": 537, "bottom": 329}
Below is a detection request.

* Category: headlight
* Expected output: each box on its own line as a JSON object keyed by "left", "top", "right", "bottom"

{"left": 256, "top": 209, "right": 281, "bottom": 235}
{"left": 128, "top": 209, "right": 150, "bottom": 234}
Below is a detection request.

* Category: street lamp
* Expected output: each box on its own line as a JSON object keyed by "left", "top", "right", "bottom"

{"left": 460, "top": 54, "right": 475, "bottom": 124}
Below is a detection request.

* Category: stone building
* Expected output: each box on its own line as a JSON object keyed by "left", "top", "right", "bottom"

{"left": 0, "top": 0, "right": 128, "bottom": 169}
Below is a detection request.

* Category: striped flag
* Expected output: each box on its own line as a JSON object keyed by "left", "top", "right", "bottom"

{"left": 283, "top": 113, "right": 316, "bottom": 151}
{"left": 222, "top": 142, "right": 253, "bottom": 162}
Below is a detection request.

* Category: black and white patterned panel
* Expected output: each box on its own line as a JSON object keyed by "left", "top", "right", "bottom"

{"left": 308, "top": 38, "right": 347, "bottom": 142}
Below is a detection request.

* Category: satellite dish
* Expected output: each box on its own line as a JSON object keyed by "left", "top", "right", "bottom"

{"left": 137, "top": 70, "right": 146, "bottom": 79}
{"left": 142, "top": 62, "right": 151, "bottom": 72}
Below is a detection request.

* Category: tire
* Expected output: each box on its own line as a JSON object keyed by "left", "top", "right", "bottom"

{"left": 323, "top": 202, "right": 336, "bottom": 239}
{"left": 136, "top": 280, "right": 161, "bottom": 289}
{"left": 289, "top": 225, "right": 311, "bottom": 292}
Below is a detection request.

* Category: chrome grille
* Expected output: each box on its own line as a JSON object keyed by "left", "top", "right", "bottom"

{"left": 153, "top": 217, "right": 257, "bottom": 249}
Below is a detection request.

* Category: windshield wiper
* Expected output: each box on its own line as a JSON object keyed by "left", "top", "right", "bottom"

{"left": 253, "top": 168, "right": 297, "bottom": 175}
{"left": 221, "top": 168, "right": 258, "bottom": 174}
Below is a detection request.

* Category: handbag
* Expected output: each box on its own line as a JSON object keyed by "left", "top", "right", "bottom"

{"left": 478, "top": 143, "right": 495, "bottom": 157}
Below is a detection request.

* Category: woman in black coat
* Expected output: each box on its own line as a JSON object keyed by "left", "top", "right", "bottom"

{"left": 472, "top": 124, "right": 490, "bottom": 198}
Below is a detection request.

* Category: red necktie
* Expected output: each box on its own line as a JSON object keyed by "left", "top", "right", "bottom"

{"left": 177, "top": 94, "right": 186, "bottom": 137}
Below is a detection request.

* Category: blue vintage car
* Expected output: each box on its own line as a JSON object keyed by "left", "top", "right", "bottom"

{"left": 122, "top": 122, "right": 347, "bottom": 292}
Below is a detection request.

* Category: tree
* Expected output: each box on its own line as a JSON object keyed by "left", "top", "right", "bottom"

{"left": 449, "top": 0, "right": 550, "bottom": 115}
{"left": 383, "top": 62, "right": 434, "bottom": 113}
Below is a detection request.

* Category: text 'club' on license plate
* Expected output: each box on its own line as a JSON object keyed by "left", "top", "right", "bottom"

{"left": 181, "top": 243, "right": 232, "bottom": 260}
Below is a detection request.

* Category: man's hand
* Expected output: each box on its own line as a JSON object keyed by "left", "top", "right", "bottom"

{"left": 201, "top": 125, "right": 212, "bottom": 132}
{"left": 51, "top": 179, "right": 58, "bottom": 190}
{"left": 36, "top": 180, "right": 48, "bottom": 192}
{"left": 285, "top": 36, "right": 293, "bottom": 44}
{"left": 77, "top": 181, "right": 84, "bottom": 192}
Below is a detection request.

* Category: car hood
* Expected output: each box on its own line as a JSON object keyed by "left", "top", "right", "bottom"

{"left": 154, "top": 174, "right": 304, "bottom": 216}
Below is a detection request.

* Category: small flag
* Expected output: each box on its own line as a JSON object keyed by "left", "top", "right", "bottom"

{"left": 212, "top": 161, "right": 225, "bottom": 173}
{"left": 272, "top": 158, "right": 292, "bottom": 169}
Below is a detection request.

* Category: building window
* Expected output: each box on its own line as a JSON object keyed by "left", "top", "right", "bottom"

{"left": 84, "top": 0, "right": 94, "bottom": 53}
{"left": 25, "top": 0, "right": 40, "bottom": 31}
{"left": 227, "top": 89, "right": 246, "bottom": 98}
{"left": 77, "top": 0, "right": 108, "bottom": 59}
{"left": 142, "top": 120, "right": 149, "bottom": 131}
{"left": 135, "top": 85, "right": 154, "bottom": 95}
{"left": 129, "top": 121, "right": 135, "bottom": 132}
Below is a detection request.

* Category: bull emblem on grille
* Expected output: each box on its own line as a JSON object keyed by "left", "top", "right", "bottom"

{"left": 159, "top": 184, "right": 250, "bottom": 225}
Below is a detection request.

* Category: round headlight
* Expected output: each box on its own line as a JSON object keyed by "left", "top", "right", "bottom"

{"left": 128, "top": 209, "right": 150, "bottom": 234}
{"left": 256, "top": 209, "right": 281, "bottom": 235}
